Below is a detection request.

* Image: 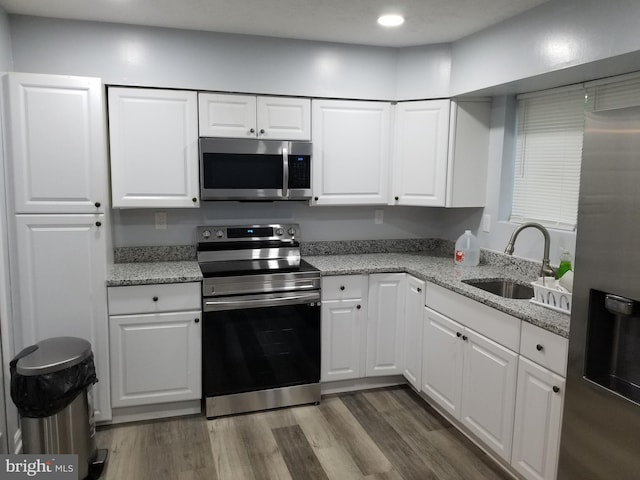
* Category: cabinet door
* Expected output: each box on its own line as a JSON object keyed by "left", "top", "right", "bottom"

{"left": 198, "top": 93, "right": 257, "bottom": 138}
{"left": 422, "top": 307, "right": 464, "bottom": 418}
{"left": 367, "top": 273, "right": 406, "bottom": 376}
{"left": 108, "top": 87, "right": 199, "bottom": 208}
{"left": 14, "top": 214, "right": 110, "bottom": 421}
{"left": 4, "top": 73, "right": 107, "bottom": 213}
{"left": 460, "top": 327, "right": 518, "bottom": 462}
{"left": 321, "top": 299, "right": 365, "bottom": 382}
{"left": 110, "top": 311, "right": 202, "bottom": 408}
{"left": 403, "top": 275, "right": 425, "bottom": 390}
{"left": 312, "top": 100, "right": 390, "bottom": 205}
{"left": 511, "top": 357, "right": 565, "bottom": 480}
{"left": 391, "top": 100, "right": 450, "bottom": 206}
{"left": 257, "top": 96, "right": 311, "bottom": 141}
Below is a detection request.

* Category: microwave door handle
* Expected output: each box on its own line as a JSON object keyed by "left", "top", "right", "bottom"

{"left": 282, "top": 146, "right": 289, "bottom": 198}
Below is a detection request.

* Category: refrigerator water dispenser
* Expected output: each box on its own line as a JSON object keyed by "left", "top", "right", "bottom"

{"left": 585, "top": 290, "right": 640, "bottom": 404}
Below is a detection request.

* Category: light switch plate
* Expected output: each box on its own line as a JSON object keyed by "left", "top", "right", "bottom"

{"left": 374, "top": 209, "right": 384, "bottom": 225}
{"left": 482, "top": 214, "right": 491, "bottom": 233}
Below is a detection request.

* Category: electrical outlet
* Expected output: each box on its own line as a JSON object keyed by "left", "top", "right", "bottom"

{"left": 374, "top": 209, "right": 384, "bottom": 225}
{"left": 155, "top": 211, "right": 167, "bottom": 230}
{"left": 482, "top": 214, "right": 491, "bottom": 233}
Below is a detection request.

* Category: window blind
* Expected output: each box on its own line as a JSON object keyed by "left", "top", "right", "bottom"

{"left": 585, "top": 72, "right": 640, "bottom": 111}
{"left": 511, "top": 87, "right": 585, "bottom": 230}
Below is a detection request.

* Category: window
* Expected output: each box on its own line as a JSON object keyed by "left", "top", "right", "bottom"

{"left": 511, "top": 87, "right": 585, "bottom": 230}
{"left": 511, "top": 72, "right": 640, "bottom": 230}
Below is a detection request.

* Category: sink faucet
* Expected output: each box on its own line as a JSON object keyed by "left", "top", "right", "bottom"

{"left": 504, "top": 222, "right": 557, "bottom": 278}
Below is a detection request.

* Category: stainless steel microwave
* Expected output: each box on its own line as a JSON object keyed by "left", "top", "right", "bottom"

{"left": 199, "top": 138, "right": 312, "bottom": 201}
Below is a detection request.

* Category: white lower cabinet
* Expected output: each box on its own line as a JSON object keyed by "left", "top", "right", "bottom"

{"left": 367, "top": 273, "right": 406, "bottom": 376}
{"left": 322, "top": 274, "right": 408, "bottom": 382}
{"left": 321, "top": 299, "right": 366, "bottom": 381}
{"left": 511, "top": 357, "right": 565, "bottom": 480}
{"left": 423, "top": 303, "right": 518, "bottom": 462}
{"left": 422, "top": 307, "right": 464, "bottom": 417}
{"left": 402, "top": 275, "right": 425, "bottom": 390}
{"left": 109, "top": 311, "right": 201, "bottom": 407}
{"left": 460, "top": 327, "right": 518, "bottom": 462}
{"left": 107, "top": 283, "right": 201, "bottom": 409}
{"left": 12, "top": 214, "right": 111, "bottom": 422}
{"left": 320, "top": 275, "right": 368, "bottom": 382}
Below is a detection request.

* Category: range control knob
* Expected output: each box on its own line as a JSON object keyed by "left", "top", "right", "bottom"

{"left": 288, "top": 227, "right": 297, "bottom": 236}
{"left": 275, "top": 228, "right": 284, "bottom": 236}
{"left": 215, "top": 230, "right": 224, "bottom": 239}
{"left": 202, "top": 230, "right": 211, "bottom": 239}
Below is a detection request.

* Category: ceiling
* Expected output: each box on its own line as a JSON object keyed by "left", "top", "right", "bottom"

{"left": 0, "top": 0, "right": 550, "bottom": 48}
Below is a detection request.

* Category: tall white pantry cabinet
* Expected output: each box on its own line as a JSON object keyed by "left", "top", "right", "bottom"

{"left": 2, "top": 72, "right": 112, "bottom": 422}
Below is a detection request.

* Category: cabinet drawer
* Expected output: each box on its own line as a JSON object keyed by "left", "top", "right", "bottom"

{"left": 520, "top": 321, "right": 568, "bottom": 377}
{"left": 108, "top": 282, "right": 200, "bottom": 315}
{"left": 322, "top": 275, "right": 368, "bottom": 301}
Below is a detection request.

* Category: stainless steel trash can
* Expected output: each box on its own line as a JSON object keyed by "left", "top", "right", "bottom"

{"left": 12, "top": 337, "right": 105, "bottom": 479}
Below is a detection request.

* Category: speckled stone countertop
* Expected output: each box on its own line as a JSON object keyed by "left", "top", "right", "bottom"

{"left": 304, "top": 252, "right": 570, "bottom": 338}
{"left": 107, "top": 261, "right": 202, "bottom": 287}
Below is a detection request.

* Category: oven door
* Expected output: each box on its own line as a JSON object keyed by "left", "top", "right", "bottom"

{"left": 202, "top": 291, "right": 321, "bottom": 400}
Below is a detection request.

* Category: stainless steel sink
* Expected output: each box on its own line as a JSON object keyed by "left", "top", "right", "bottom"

{"left": 462, "top": 279, "right": 534, "bottom": 299}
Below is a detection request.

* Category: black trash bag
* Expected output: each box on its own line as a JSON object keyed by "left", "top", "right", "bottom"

{"left": 10, "top": 345, "right": 98, "bottom": 418}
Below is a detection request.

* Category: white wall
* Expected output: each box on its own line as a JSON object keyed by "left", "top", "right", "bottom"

{"left": 113, "top": 204, "right": 446, "bottom": 246}
{"left": 395, "top": 44, "right": 451, "bottom": 100}
{"left": 9, "top": 16, "right": 451, "bottom": 101}
{"left": 451, "top": 0, "right": 640, "bottom": 96}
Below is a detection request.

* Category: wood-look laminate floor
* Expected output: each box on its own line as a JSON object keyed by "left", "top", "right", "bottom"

{"left": 95, "top": 387, "right": 512, "bottom": 480}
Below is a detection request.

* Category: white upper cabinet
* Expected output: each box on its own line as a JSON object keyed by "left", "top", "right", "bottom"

{"left": 3, "top": 73, "right": 107, "bottom": 214}
{"left": 256, "top": 96, "right": 311, "bottom": 140}
{"left": 108, "top": 87, "right": 199, "bottom": 208}
{"left": 312, "top": 99, "right": 391, "bottom": 205}
{"left": 391, "top": 100, "right": 450, "bottom": 206}
{"left": 199, "top": 93, "right": 311, "bottom": 140}
{"left": 390, "top": 99, "right": 491, "bottom": 208}
{"left": 445, "top": 100, "right": 492, "bottom": 207}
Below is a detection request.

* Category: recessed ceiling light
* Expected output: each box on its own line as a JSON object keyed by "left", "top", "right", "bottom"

{"left": 377, "top": 14, "right": 405, "bottom": 27}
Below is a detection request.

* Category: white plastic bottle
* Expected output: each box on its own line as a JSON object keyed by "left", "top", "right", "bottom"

{"left": 454, "top": 230, "right": 480, "bottom": 266}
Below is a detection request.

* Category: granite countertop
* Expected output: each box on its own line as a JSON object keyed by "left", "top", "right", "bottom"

{"left": 304, "top": 252, "right": 570, "bottom": 338}
{"left": 107, "top": 261, "right": 202, "bottom": 287}
{"left": 105, "top": 248, "right": 569, "bottom": 338}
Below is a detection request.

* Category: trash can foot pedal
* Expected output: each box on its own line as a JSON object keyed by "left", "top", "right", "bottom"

{"left": 86, "top": 449, "right": 108, "bottom": 480}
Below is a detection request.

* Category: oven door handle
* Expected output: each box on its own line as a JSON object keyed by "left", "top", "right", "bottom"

{"left": 204, "top": 291, "right": 320, "bottom": 312}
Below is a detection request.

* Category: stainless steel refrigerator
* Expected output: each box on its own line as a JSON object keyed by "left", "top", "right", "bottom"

{"left": 558, "top": 106, "right": 640, "bottom": 479}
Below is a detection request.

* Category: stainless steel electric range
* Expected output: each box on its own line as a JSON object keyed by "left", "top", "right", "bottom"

{"left": 196, "top": 224, "right": 321, "bottom": 418}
